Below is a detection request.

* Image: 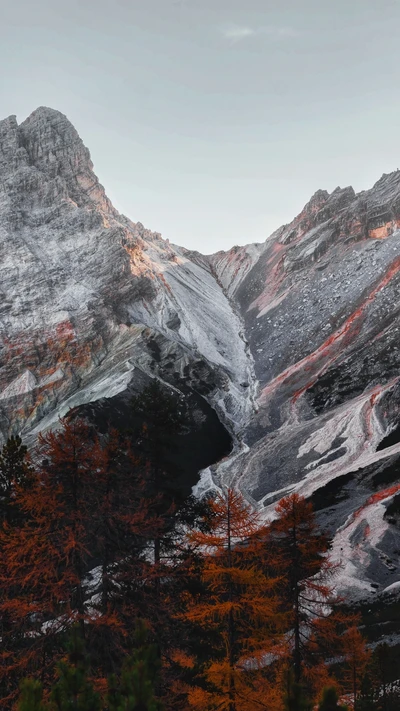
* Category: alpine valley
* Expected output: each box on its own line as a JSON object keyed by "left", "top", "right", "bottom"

{"left": 2, "top": 107, "right": 400, "bottom": 617}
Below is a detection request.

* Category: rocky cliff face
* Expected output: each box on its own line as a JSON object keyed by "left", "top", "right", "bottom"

{"left": 0, "top": 107, "right": 254, "bottom": 443}
{"left": 210, "top": 175, "right": 400, "bottom": 603}
{"left": 1, "top": 107, "right": 400, "bottom": 606}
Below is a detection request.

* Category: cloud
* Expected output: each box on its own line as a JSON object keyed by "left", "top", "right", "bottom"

{"left": 222, "top": 26, "right": 257, "bottom": 41}
{"left": 221, "top": 25, "right": 300, "bottom": 43}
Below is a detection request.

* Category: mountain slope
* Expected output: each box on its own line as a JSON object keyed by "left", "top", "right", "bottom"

{"left": 1, "top": 107, "right": 400, "bottom": 601}
{"left": 210, "top": 178, "right": 400, "bottom": 597}
{"left": 0, "top": 107, "right": 254, "bottom": 442}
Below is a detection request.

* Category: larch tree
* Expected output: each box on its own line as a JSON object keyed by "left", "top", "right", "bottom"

{"left": 0, "top": 435, "right": 35, "bottom": 704}
{"left": 0, "top": 416, "right": 166, "bottom": 696}
{"left": 0, "top": 417, "right": 105, "bottom": 697}
{"left": 265, "top": 494, "right": 343, "bottom": 701}
{"left": 341, "top": 624, "right": 370, "bottom": 711}
{"left": 182, "top": 487, "right": 282, "bottom": 711}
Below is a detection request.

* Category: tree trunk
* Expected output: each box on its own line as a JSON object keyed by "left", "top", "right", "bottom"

{"left": 294, "top": 584, "right": 301, "bottom": 684}
{"left": 227, "top": 494, "right": 235, "bottom": 711}
{"left": 72, "top": 457, "right": 85, "bottom": 640}
{"left": 154, "top": 536, "right": 161, "bottom": 566}
{"left": 102, "top": 550, "right": 110, "bottom": 615}
{"left": 292, "top": 504, "right": 301, "bottom": 684}
{"left": 353, "top": 660, "right": 357, "bottom": 711}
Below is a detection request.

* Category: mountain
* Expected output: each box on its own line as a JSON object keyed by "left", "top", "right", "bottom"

{"left": 1, "top": 107, "right": 400, "bottom": 611}
{"left": 0, "top": 108, "right": 253, "bottom": 437}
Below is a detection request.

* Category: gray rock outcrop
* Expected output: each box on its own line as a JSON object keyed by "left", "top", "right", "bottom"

{"left": 2, "top": 106, "right": 400, "bottom": 602}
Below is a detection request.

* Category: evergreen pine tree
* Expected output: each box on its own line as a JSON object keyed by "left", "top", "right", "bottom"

{"left": 318, "top": 686, "right": 348, "bottom": 711}
{"left": 357, "top": 669, "right": 377, "bottom": 711}
{"left": 131, "top": 380, "right": 188, "bottom": 565}
{"left": 17, "top": 678, "right": 47, "bottom": 711}
{"left": 88, "top": 428, "right": 162, "bottom": 679}
{"left": 283, "top": 668, "right": 313, "bottom": 711}
{"left": 0, "top": 434, "right": 33, "bottom": 524}
{"left": 51, "top": 627, "right": 101, "bottom": 711}
{"left": 107, "top": 620, "right": 162, "bottom": 711}
{"left": 129, "top": 380, "right": 210, "bottom": 692}
{"left": 372, "top": 643, "right": 392, "bottom": 711}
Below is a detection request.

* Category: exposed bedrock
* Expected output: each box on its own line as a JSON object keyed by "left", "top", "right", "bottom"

{"left": 3, "top": 107, "right": 400, "bottom": 599}
{"left": 0, "top": 107, "right": 255, "bottom": 449}
{"left": 214, "top": 172, "right": 400, "bottom": 598}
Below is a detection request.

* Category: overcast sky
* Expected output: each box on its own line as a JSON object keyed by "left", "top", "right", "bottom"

{"left": 2, "top": 0, "right": 400, "bottom": 253}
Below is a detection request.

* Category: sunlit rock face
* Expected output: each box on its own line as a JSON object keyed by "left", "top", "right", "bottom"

{"left": 2, "top": 107, "right": 400, "bottom": 600}
{"left": 0, "top": 108, "right": 255, "bottom": 443}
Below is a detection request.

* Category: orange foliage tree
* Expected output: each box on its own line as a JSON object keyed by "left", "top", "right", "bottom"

{"left": 0, "top": 416, "right": 372, "bottom": 711}
{"left": 0, "top": 417, "right": 105, "bottom": 700}
{"left": 181, "top": 487, "right": 283, "bottom": 711}
{"left": 0, "top": 417, "right": 161, "bottom": 702}
{"left": 0, "top": 435, "right": 35, "bottom": 704}
{"left": 341, "top": 624, "right": 370, "bottom": 710}
{"left": 266, "top": 493, "right": 346, "bottom": 701}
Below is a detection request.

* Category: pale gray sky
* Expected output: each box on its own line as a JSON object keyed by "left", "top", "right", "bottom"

{"left": 2, "top": 0, "right": 400, "bottom": 252}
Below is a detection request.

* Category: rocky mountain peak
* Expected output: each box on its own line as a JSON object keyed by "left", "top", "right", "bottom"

{"left": 0, "top": 114, "right": 22, "bottom": 171}
{"left": 22, "top": 105, "right": 69, "bottom": 123}
{"left": 303, "top": 188, "right": 330, "bottom": 212}
{"left": 18, "top": 106, "right": 115, "bottom": 214}
{"left": 19, "top": 106, "right": 90, "bottom": 176}
{"left": 2, "top": 106, "right": 400, "bottom": 604}
{"left": 0, "top": 107, "right": 115, "bottom": 224}
{"left": 0, "top": 107, "right": 254, "bottom": 454}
